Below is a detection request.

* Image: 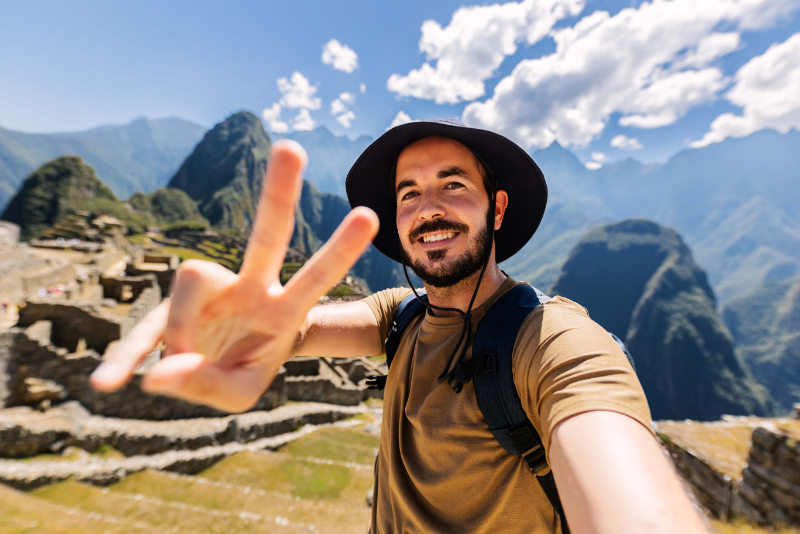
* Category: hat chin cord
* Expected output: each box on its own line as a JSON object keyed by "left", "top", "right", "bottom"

{"left": 399, "top": 195, "right": 497, "bottom": 393}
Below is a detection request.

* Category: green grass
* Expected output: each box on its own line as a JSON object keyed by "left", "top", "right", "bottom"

{"left": 125, "top": 234, "right": 150, "bottom": 245}
{"left": 281, "top": 460, "right": 351, "bottom": 499}
{"left": 280, "top": 426, "right": 378, "bottom": 465}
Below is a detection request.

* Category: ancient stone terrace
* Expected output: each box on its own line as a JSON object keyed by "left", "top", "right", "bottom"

{"left": 656, "top": 410, "right": 800, "bottom": 527}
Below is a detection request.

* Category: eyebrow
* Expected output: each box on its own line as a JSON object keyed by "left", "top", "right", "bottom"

{"left": 395, "top": 166, "right": 471, "bottom": 194}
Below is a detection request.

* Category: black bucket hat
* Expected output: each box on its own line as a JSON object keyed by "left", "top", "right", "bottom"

{"left": 345, "top": 118, "right": 547, "bottom": 263}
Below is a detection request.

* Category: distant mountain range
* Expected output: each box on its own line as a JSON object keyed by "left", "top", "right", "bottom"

{"left": 1, "top": 114, "right": 798, "bottom": 305}
{"left": 551, "top": 219, "right": 771, "bottom": 420}
{"left": 3, "top": 112, "right": 796, "bottom": 419}
{"left": 0, "top": 117, "right": 206, "bottom": 211}
{"left": 504, "top": 130, "right": 800, "bottom": 305}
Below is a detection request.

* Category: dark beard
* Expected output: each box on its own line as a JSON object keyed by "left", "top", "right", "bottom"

{"left": 402, "top": 215, "right": 492, "bottom": 288}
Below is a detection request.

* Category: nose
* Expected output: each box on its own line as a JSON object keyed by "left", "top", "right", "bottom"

{"left": 417, "top": 192, "right": 445, "bottom": 221}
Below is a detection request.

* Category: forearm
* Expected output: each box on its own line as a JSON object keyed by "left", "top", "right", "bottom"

{"left": 549, "top": 411, "right": 709, "bottom": 533}
{"left": 293, "top": 300, "right": 383, "bottom": 358}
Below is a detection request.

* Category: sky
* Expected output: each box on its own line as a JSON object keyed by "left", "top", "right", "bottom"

{"left": 1, "top": 0, "right": 799, "bottom": 166}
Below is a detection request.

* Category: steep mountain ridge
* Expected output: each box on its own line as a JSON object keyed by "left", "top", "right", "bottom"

{"left": 551, "top": 219, "right": 771, "bottom": 420}
{"left": 0, "top": 118, "right": 206, "bottom": 210}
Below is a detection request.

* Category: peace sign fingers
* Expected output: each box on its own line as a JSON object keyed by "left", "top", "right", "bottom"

{"left": 239, "top": 140, "right": 307, "bottom": 287}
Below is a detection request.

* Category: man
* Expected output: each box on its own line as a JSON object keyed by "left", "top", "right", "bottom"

{"left": 91, "top": 120, "right": 707, "bottom": 533}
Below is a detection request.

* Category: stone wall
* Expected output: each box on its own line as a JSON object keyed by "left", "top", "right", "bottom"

{"left": 100, "top": 273, "right": 158, "bottom": 303}
{"left": 660, "top": 437, "right": 734, "bottom": 518}
{"left": 0, "top": 329, "right": 287, "bottom": 419}
{"left": 17, "top": 301, "right": 123, "bottom": 354}
{"left": 123, "top": 284, "right": 161, "bottom": 333}
{"left": 126, "top": 253, "right": 178, "bottom": 297}
{"left": 732, "top": 426, "right": 800, "bottom": 525}
{"left": 661, "top": 423, "right": 800, "bottom": 526}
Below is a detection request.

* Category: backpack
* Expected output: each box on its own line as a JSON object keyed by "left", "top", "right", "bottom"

{"left": 368, "top": 283, "right": 636, "bottom": 534}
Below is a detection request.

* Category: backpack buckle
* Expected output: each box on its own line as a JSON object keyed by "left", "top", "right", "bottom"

{"left": 522, "top": 444, "right": 550, "bottom": 476}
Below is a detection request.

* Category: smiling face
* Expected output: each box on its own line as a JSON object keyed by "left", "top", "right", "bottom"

{"left": 395, "top": 136, "right": 507, "bottom": 288}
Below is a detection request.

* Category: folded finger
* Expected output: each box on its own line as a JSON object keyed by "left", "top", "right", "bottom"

{"left": 165, "top": 260, "right": 237, "bottom": 356}
{"left": 283, "top": 206, "right": 379, "bottom": 313}
{"left": 141, "top": 353, "right": 278, "bottom": 413}
{"left": 90, "top": 300, "right": 170, "bottom": 392}
{"left": 239, "top": 140, "right": 307, "bottom": 286}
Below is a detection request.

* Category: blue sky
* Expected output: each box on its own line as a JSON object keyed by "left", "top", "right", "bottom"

{"left": 1, "top": 0, "right": 799, "bottom": 165}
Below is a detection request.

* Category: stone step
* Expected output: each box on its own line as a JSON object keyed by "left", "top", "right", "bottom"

{"left": 0, "top": 400, "right": 363, "bottom": 458}
{"left": 0, "top": 403, "right": 366, "bottom": 490}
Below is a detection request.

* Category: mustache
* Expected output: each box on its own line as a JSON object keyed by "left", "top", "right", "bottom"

{"left": 409, "top": 219, "right": 469, "bottom": 242}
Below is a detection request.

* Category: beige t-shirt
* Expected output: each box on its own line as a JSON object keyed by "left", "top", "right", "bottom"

{"left": 363, "top": 278, "right": 653, "bottom": 533}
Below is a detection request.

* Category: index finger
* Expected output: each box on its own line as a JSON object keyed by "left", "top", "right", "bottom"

{"left": 239, "top": 140, "right": 307, "bottom": 285}
{"left": 89, "top": 300, "right": 169, "bottom": 391}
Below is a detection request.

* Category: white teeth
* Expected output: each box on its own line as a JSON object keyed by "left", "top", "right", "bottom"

{"left": 421, "top": 232, "right": 455, "bottom": 243}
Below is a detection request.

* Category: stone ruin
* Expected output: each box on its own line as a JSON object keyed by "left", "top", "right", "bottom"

{"left": 0, "top": 234, "right": 387, "bottom": 490}
{"left": 658, "top": 410, "right": 800, "bottom": 527}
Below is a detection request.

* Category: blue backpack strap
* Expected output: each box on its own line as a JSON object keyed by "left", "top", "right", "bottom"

{"left": 366, "top": 290, "right": 427, "bottom": 390}
{"left": 471, "top": 284, "right": 550, "bottom": 472}
{"left": 471, "top": 284, "right": 570, "bottom": 533}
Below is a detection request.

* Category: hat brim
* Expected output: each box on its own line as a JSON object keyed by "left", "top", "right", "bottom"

{"left": 346, "top": 120, "right": 547, "bottom": 263}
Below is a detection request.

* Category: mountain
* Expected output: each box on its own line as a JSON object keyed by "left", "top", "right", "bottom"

{"left": 168, "top": 112, "right": 405, "bottom": 291}
{"left": 128, "top": 188, "right": 207, "bottom": 227}
{"left": 1, "top": 156, "right": 128, "bottom": 239}
{"left": 168, "top": 111, "right": 270, "bottom": 234}
{"left": 505, "top": 129, "right": 800, "bottom": 305}
{"left": 722, "top": 276, "right": 800, "bottom": 414}
{"left": 298, "top": 180, "right": 406, "bottom": 290}
{"left": 0, "top": 117, "right": 206, "bottom": 211}
{"left": 551, "top": 219, "right": 771, "bottom": 421}
{"left": 277, "top": 126, "right": 372, "bottom": 198}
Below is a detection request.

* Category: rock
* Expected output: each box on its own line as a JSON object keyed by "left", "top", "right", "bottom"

{"left": 19, "top": 377, "right": 66, "bottom": 405}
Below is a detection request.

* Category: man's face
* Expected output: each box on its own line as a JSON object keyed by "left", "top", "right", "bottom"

{"left": 394, "top": 136, "right": 504, "bottom": 288}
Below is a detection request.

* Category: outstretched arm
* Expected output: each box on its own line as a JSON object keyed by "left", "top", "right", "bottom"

{"left": 90, "top": 140, "right": 381, "bottom": 412}
{"left": 549, "top": 411, "right": 709, "bottom": 533}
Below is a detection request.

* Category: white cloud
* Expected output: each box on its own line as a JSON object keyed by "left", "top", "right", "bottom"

{"left": 330, "top": 92, "right": 356, "bottom": 128}
{"left": 389, "top": 111, "right": 413, "bottom": 130}
{"left": 322, "top": 39, "right": 359, "bottom": 73}
{"left": 585, "top": 161, "right": 603, "bottom": 170}
{"left": 463, "top": 0, "right": 799, "bottom": 149}
{"left": 261, "top": 103, "right": 289, "bottom": 134}
{"left": 293, "top": 109, "right": 314, "bottom": 131}
{"left": 336, "top": 111, "right": 356, "bottom": 128}
{"left": 359, "top": 83, "right": 366, "bottom": 94}
{"left": 611, "top": 134, "right": 643, "bottom": 150}
{"left": 277, "top": 72, "right": 321, "bottom": 110}
{"left": 387, "top": 0, "right": 584, "bottom": 104}
{"left": 591, "top": 151, "right": 608, "bottom": 162}
{"left": 692, "top": 32, "right": 800, "bottom": 147}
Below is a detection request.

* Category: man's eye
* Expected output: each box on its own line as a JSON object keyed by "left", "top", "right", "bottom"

{"left": 445, "top": 182, "right": 465, "bottom": 190}
{"left": 400, "top": 191, "right": 418, "bottom": 201}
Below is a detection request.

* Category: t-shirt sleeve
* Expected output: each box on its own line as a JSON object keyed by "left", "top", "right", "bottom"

{"left": 361, "top": 287, "right": 414, "bottom": 351}
{"left": 512, "top": 296, "right": 654, "bottom": 458}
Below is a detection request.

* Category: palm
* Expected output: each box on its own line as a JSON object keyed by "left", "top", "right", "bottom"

{"left": 90, "top": 141, "right": 378, "bottom": 412}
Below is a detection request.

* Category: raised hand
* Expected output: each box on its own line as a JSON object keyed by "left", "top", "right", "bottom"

{"left": 90, "top": 140, "right": 379, "bottom": 412}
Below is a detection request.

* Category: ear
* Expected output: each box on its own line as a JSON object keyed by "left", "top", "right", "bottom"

{"left": 493, "top": 190, "right": 509, "bottom": 231}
